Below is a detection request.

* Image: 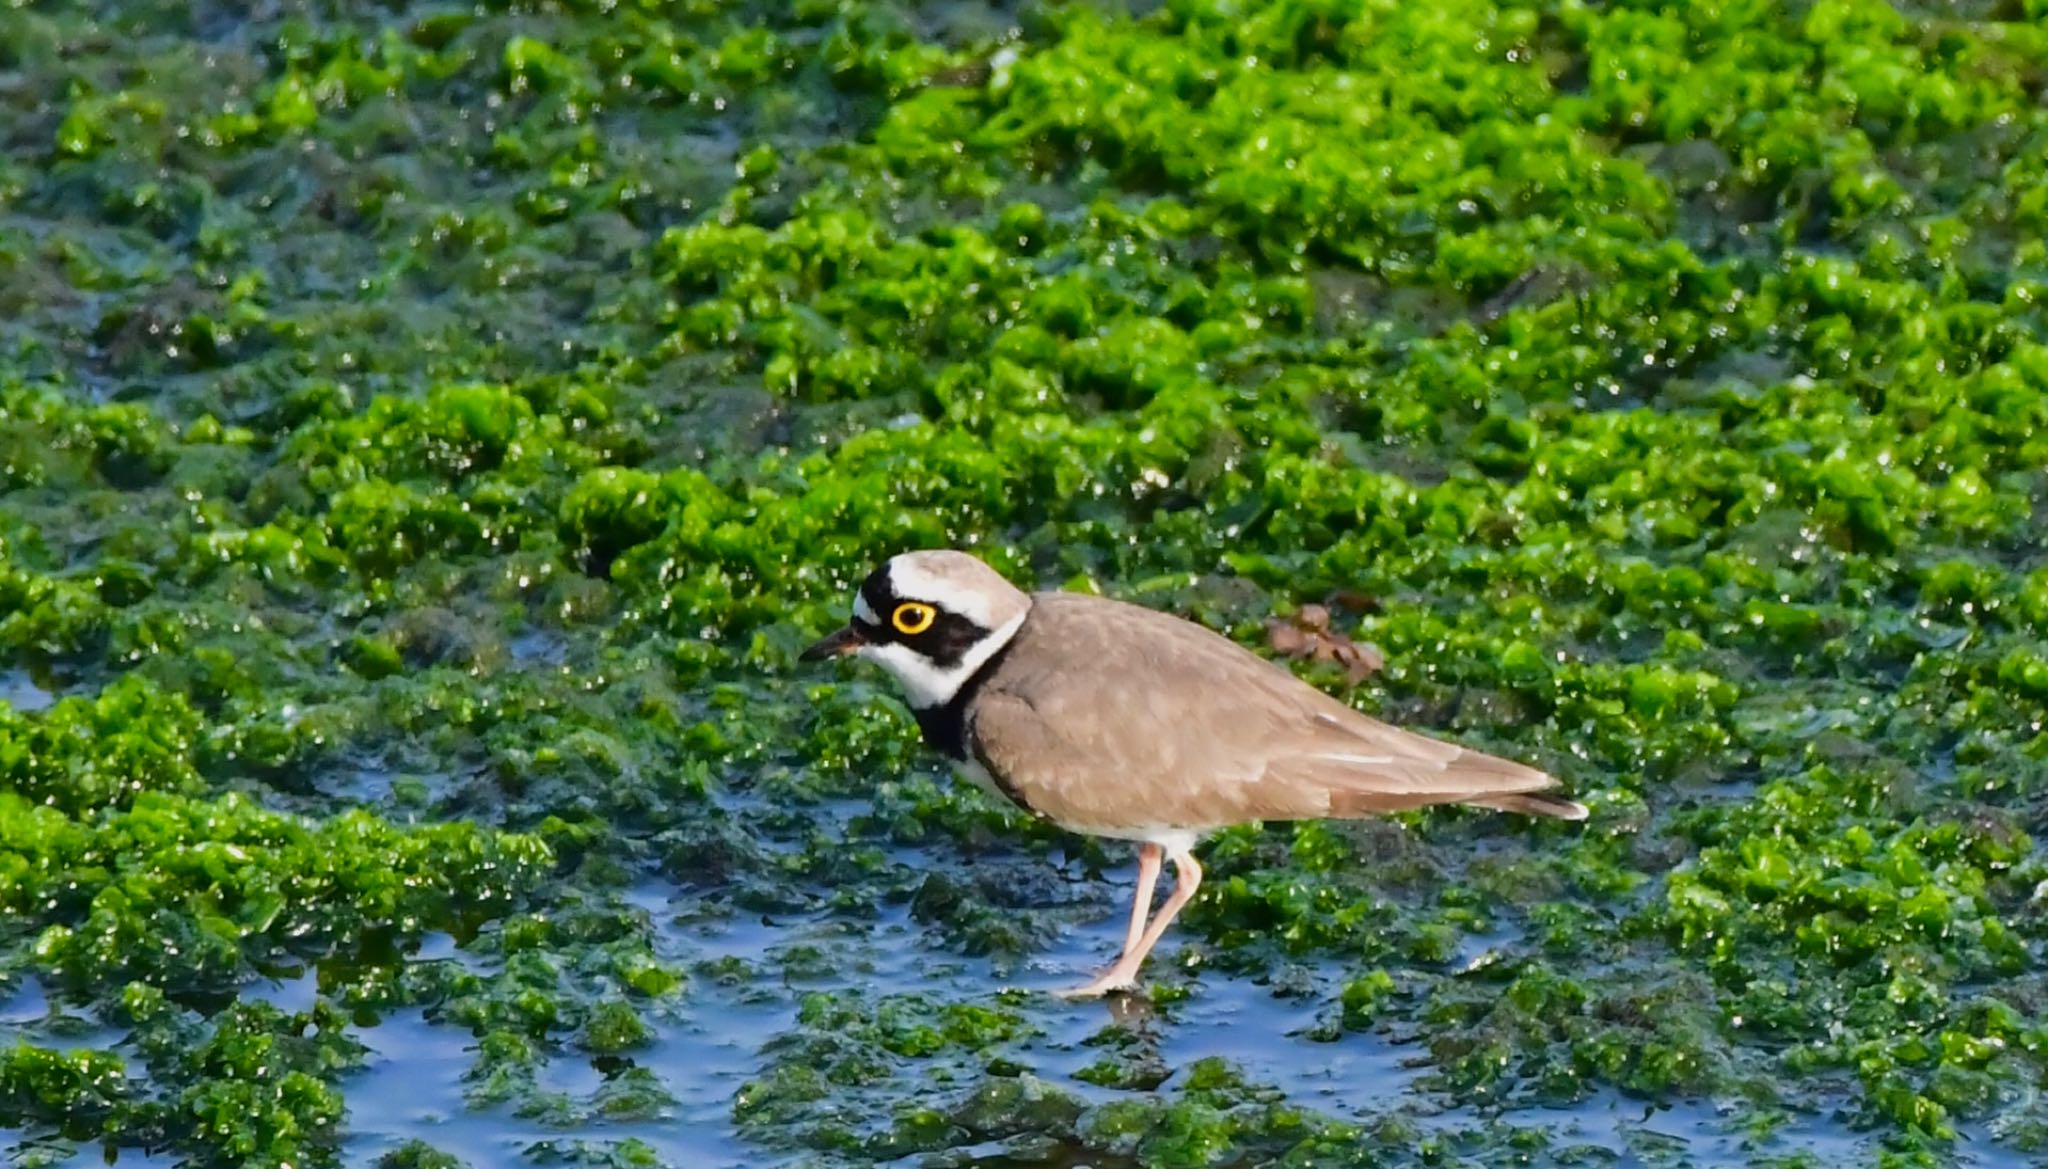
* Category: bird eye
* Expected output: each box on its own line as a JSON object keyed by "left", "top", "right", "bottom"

{"left": 891, "top": 602, "right": 936, "bottom": 635}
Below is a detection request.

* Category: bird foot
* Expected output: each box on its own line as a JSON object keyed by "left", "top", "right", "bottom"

{"left": 1053, "top": 966, "right": 1142, "bottom": 1000}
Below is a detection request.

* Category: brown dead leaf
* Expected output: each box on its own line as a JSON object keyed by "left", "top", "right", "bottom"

{"left": 1265, "top": 606, "right": 1385, "bottom": 687}
{"left": 1265, "top": 621, "right": 1311, "bottom": 655}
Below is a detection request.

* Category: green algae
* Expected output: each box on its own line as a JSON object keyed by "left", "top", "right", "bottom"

{"left": 4, "top": 0, "right": 2048, "bottom": 1166}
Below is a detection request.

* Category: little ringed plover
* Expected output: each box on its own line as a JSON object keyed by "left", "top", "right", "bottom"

{"left": 803, "top": 550, "right": 1586, "bottom": 998}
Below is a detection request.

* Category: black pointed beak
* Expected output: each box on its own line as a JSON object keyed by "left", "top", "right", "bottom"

{"left": 800, "top": 625, "right": 866, "bottom": 662}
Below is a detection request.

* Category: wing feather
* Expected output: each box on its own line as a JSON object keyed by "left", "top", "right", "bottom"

{"left": 965, "top": 593, "right": 1584, "bottom": 833}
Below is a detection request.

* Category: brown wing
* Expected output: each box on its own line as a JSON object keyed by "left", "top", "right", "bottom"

{"left": 967, "top": 592, "right": 1583, "bottom": 834}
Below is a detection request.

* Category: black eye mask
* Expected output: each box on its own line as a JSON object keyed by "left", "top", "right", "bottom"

{"left": 857, "top": 570, "right": 990, "bottom": 669}
{"left": 907, "top": 610, "right": 992, "bottom": 669}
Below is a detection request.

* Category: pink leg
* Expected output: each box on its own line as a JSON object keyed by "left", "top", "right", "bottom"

{"left": 1055, "top": 844, "right": 1160, "bottom": 999}
{"left": 1058, "top": 847, "right": 1201, "bottom": 999}
{"left": 1119, "top": 842, "right": 1163, "bottom": 956}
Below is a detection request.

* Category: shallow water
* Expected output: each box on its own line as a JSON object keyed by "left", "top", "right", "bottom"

{"left": 0, "top": 669, "right": 55, "bottom": 714}
{"left": 6, "top": 0, "right": 2048, "bottom": 1166}
{"left": 0, "top": 836, "right": 1816, "bottom": 1167}
{"left": 0, "top": 831, "right": 2012, "bottom": 1167}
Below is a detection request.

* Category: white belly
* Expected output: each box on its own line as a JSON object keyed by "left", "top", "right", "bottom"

{"left": 954, "top": 757, "right": 1011, "bottom": 803}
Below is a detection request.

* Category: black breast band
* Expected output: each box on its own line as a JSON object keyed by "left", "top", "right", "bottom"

{"left": 912, "top": 636, "right": 1016, "bottom": 760}
{"left": 911, "top": 637, "right": 1043, "bottom": 817}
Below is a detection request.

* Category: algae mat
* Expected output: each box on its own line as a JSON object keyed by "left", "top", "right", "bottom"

{"left": 4, "top": 1, "right": 2048, "bottom": 1166}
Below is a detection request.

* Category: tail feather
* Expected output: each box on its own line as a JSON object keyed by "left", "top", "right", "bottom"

{"left": 1289, "top": 723, "right": 1589, "bottom": 823}
{"left": 1464, "top": 792, "right": 1588, "bottom": 821}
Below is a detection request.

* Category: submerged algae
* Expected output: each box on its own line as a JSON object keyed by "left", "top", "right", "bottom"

{"left": 4, "top": 0, "right": 2048, "bottom": 1166}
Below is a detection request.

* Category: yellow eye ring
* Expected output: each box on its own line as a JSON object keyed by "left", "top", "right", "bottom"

{"left": 891, "top": 602, "right": 937, "bottom": 636}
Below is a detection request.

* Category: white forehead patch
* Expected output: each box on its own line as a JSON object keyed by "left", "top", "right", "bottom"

{"left": 880, "top": 548, "right": 1024, "bottom": 630}
{"left": 885, "top": 555, "right": 1006, "bottom": 628}
{"left": 852, "top": 593, "right": 880, "bottom": 625}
